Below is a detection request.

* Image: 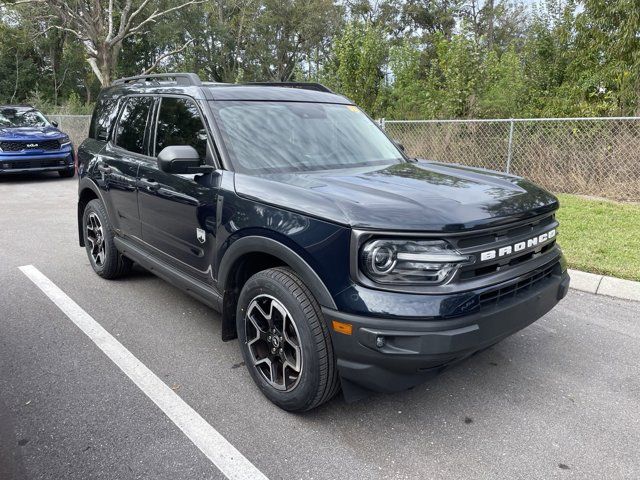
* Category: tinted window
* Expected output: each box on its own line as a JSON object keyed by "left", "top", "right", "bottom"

{"left": 155, "top": 97, "right": 207, "bottom": 158}
{"left": 115, "top": 97, "right": 154, "bottom": 154}
{"left": 89, "top": 96, "right": 119, "bottom": 140}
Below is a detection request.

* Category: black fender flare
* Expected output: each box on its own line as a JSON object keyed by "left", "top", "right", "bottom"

{"left": 77, "top": 177, "right": 105, "bottom": 246}
{"left": 217, "top": 235, "right": 337, "bottom": 310}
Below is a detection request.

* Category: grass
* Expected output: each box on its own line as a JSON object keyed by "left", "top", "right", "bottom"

{"left": 556, "top": 194, "right": 640, "bottom": 282}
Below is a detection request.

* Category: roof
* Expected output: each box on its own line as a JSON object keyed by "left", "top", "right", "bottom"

{"left": 205, "top": 85, "right": 352, "bottom": 104}
{"left": 107, "top": 73, "right": 352, "bottom": 104}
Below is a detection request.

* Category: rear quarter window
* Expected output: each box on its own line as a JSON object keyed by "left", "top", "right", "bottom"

{"left": 89, "top": 95, "right": 120, "bottom": 140}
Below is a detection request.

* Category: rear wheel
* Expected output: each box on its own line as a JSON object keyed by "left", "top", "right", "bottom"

{"left": 82, "top": 199, "right": 132, "bottom": 279}
{"left": 236, "top": 267, "right": 339, "bottom": 411}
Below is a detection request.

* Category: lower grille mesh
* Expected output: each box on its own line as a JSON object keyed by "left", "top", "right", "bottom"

{"left": 479, "top": 262, "right": 558, "bottom": 308}
{"left": 0, "top": 158, "right": 66, "bottom": 169}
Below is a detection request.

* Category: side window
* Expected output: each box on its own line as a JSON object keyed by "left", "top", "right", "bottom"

{"left": 114, "top": 96, "right": 154, "bottom": 154}
{"left": 89, "top": 95, "right": 118, "bottom": 140}
{"left": 155, "top": 97, "right": 207, "bottom": 159}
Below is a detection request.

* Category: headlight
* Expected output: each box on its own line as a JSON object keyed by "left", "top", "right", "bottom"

{"left": 360, "top": 239, "right": 471, "bottom": 285}
{"left": 59, "top": 135, "right": 71, "bottom": 146}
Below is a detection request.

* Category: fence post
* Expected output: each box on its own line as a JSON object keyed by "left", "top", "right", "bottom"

{"left": 506, "top": 119, "right": 514, "bottom": 173}
{"left": 379, "top": 118, "right": 386, "bottom": 130}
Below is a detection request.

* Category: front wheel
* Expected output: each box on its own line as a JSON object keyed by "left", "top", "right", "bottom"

{"left": 236, "top": 267, "right": 340, "bottom": 411}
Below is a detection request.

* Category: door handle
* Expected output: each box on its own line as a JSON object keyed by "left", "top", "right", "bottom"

{"left": 97, "top": 164, "right": 112, "bottom": 174}
{"left": 138, "top": 178, "right": 160, "bottom": 191}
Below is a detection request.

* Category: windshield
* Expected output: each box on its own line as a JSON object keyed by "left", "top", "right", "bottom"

{"left": 0, "top": 108, "right": 49, "bottom": 128}
{"left": 210, "top": 101, "right": 403, "bottom": 174}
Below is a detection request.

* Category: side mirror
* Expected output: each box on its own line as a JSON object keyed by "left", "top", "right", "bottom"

{"left": 51, "top": 121, "right": 59, "bottom": 128}
{"left": 157, "top": 145, "right": 213, "bottom": 174}
{"left": 394, "top": 140, "right": 405, "bottom": 152}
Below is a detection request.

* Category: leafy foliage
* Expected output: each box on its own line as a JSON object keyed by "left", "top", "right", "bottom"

{"left": 0, "top": 0, "right": 638, "bottom": 117}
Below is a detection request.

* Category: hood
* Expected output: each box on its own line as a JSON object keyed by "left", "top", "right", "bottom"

{"left": 234, "top": 160, "right": 559, "bottom": 232}
{"left": 0, "top": 125, "right": 63, "bottom": 141}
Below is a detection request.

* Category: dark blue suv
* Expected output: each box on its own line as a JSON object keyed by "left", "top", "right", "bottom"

{"left": 0, "top": 105, "right": 75, "bottom": 177}
{"left": 77, "top": 73, "right": 570, "bottom": 411}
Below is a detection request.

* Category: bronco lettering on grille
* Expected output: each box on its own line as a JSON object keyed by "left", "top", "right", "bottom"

{"left": 479, "top": 229, "right": 556, "bottom": 262}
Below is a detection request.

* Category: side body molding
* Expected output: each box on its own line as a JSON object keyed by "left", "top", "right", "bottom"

{"left": 217, "top": 236, "right": 337, "bottom": 310}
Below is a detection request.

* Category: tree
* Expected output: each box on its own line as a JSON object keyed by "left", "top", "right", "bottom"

{"left": 427, "top": 33, "right": 481, "bottom": 118}
{"left": 476, "top": 46, "right": 526, "bottom": 117}
{"left": 12, "top": 0, "right": 201, "bottom": 86}
{"left": 570, "top": 0, "right": 640, "bottom": 115}
{"left": 327, "top": 21, "right": 388, "bottom": 114}
{"left": 0, "top": 18, "right": 40, "bottom": 103}
{"left": 249, "top": 0, "right": 342, "bottom": 81}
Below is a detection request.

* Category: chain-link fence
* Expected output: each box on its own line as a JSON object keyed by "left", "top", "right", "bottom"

{"left": 48, "top": 115, "right": 91, "bottom": 150}
{"left": 383, "top": 117, "right": 640, "bottom": 202}
{"left": 49, "top": 114, "right": 640, "bottom": 202}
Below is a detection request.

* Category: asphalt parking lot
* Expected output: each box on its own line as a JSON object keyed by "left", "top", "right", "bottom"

{"left": 1, "top": 173, "right": 639, "bottom": 480}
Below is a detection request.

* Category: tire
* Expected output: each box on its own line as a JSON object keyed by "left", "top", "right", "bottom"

{"left": 236, "top": 267, "right": 340, "bottom": 411}
{"left": 59, "top": 167, "right": 75, "bottom": 178}
{"left": 82, "top": 199, "right": 132, "bottom": 279}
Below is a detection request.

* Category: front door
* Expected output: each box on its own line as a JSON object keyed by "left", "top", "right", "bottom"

{"left": 137, "top": 96, "right": 219, "bottom": 284}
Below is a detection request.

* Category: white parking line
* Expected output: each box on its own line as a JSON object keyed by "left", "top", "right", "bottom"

{"left": 19, "top": 264, "right": 268, "bottom": 480}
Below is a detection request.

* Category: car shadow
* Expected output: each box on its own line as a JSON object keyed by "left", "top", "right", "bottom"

{"left": 0, "top": 172, "right": 73, "bottom": 184}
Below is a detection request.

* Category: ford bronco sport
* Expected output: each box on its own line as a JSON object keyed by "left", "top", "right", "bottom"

{"left": 77, "top": 73, "right": 570, "bottom": 411}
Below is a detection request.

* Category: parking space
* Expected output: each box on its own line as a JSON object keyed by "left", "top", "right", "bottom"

{"left": 1, "top": 174, "right": 639, "bottom": 480}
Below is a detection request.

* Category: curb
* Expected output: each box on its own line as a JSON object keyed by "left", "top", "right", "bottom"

{"left": 568, "top": 269, "right": 640, "bottom": 302}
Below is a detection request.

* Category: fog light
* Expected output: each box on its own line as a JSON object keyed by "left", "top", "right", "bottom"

{"left": 375, "top": 336, "right": 386, "bottom": 348}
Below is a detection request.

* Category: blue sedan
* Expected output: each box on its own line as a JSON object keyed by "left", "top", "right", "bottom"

{"left": 0, "top": 105, "right": 75, "bottom": 177}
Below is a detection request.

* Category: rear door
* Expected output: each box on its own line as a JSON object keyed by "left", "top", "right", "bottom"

{"left": 96, "top": 95, "right": 156, "bottom": 239}
{"left": 137, "top": 95, "right": 220, "bottom": 283}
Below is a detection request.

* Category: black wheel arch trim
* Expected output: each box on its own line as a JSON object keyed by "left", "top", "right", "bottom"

{"left": 77, "top": 177, "right": 106, "bottom": 247}
{"left": 218, "top": 236, "right": 337, "bottom": 310}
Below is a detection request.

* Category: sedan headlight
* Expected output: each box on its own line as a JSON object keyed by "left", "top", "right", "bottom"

{"left": 360, "top": 239, "right": 471, "bottom": 285}
{"left": 59, "top": 135, "right": 71, "bottom": 146}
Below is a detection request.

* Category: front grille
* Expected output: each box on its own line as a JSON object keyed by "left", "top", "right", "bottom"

{"left": 456, "top": 215, "right": 556, "bottom": 249}
{"left": 0, "top": 139, "right": 61, "bottom": 152}
{"left": 0, "top": 158, "right": 67, "bottom": 169}
{"left": 479, "top": 261, "right": 558, "bottom": 308}
{"left": 452, "top": 213, "right": 559, "bottom": 283}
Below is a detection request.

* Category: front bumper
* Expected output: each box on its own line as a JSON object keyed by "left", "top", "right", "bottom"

{"left": 324, "top": 262, "right": 570, "bottom": 396}
{"left": 0, "top": 150, "right": 74, "bottom": 174}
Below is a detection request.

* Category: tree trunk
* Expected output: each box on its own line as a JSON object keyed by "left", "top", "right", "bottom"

{"left": 88, "top": 41, "right": 120, "bottom": 87}
{"left": 486, "top": 0, "right": 494, "bottom": 50}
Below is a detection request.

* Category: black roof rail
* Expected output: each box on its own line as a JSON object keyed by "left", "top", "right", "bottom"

{"left": 112, "top": 73, "right": 202, "bottom": 87}
{"left": 243, "top": 82, "right": 333, "bottom": 93}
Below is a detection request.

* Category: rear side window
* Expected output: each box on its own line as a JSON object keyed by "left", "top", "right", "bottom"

{"left": 115, "top": 97, "right": 154, "bottom": 154}
{"left": 155, "top": 97, "right": 207, "bottom": 158}
{"left": 89, "top": 95, "right": 119, "bottom": 140}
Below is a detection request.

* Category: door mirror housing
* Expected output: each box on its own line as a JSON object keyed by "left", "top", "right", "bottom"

{"left": 394, "top": 140, "right": 405, "bottom": 152}
{"left": 51, "top": 121, "right": 59, "bottom": 128}
{"left": 157, "top": 146, "right": 213, "bottom": 174}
